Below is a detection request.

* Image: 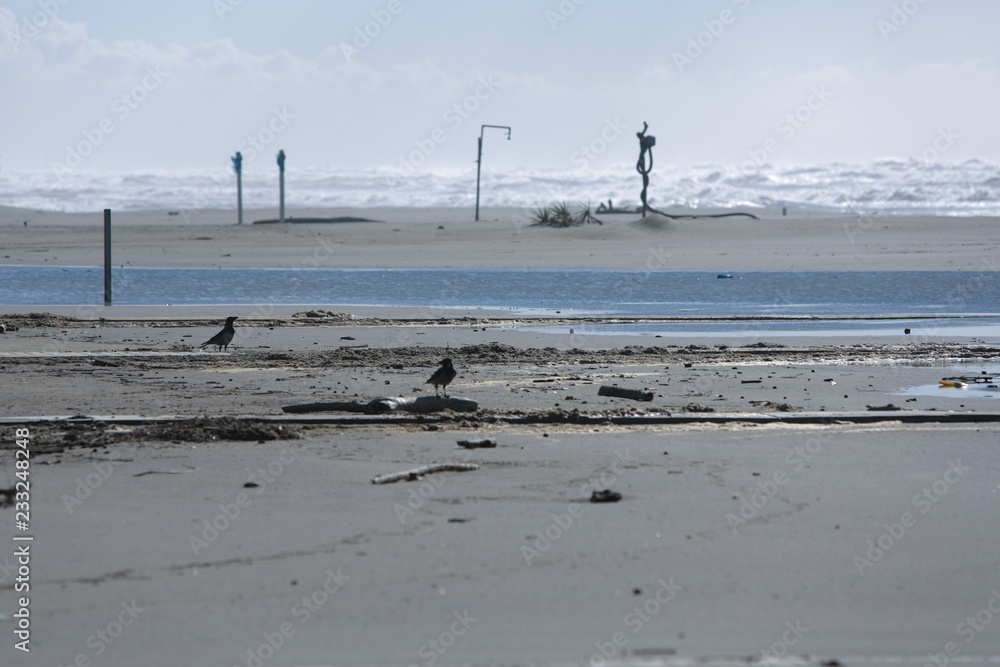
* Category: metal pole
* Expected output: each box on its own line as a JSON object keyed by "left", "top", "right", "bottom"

{"left": 475, "top": 137, "right": 483, "bottom": 221}
{"left": 232, "top": 151, "right": 243, "bottom": 225}
{"left": 277, "top": 149, "right": 286, "bottom": 224}
{"left": 103, "top": 209, "right": 111, "bottom": 306}
{"left": 474, "top": 125, "right": 511, "bottom": 222}
{"left": 237, "top": 170, "right": 243, "bottom": 225}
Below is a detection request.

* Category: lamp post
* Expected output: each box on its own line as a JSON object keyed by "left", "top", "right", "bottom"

{"left": 475, "top": 124, "right": 511, "bottom": 221}
{"left": 277, "top": 149, "right": 286, "bottom": 224}
{"left": 231, "top": 151, "right": 243, "bottom": 225}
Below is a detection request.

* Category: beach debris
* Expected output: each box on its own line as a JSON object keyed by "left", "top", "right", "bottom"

{"left": 717, "top": 274, "right": 734, "bottom": 279}
{"left": 940, "top": 374, "right": 995, "bottom": 384}
{"left": 740, "top": 379, "right": 762, "bottom": 384}
{"left": 598, "top": 385, "right": 654, "bottom": 402}
{"left": 134, "top": 465, "right": 197, "bottom": 477}
{"left": 590, "top": 489, "right": 622, "bottom": 503}
{"left": 683, "top": 403, "right": 715, "bottom": 412}
{"left": 749, "top": 400, "right": 797, "bottom": 412}
{"left": 636, "top": 121, "right": 656, "bottom": 217}
{"left": 531, "top": 201, "right": 603, "bottom": 227}
{"left": 282, "top": 395, "right": 478, "bottom": 414}
{"left": 292, "top": 310, "right": 352, "bottom": 321}
{"left": 252, "top": 216, "right": 381, "bottom": 224}
{"left": 371, "top": 462, "right": 480, "bottom": 485}
{"left": 457, "top": 438, "right": 497, "bottom": 449}
{"left": 866, "top": 403, "right": 902, "bottom": 411}
{"left": 938, "top": 380, "right": 968, "bottom": 388}
{"left": 634, "top": 121, "right": 757, "bottom": 220}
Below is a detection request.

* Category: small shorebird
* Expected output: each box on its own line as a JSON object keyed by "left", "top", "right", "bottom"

{"left": 200, "top": 316, "right": 238, "bottom": 351}
{"left": 425, "top": 358, "right": 457, "bottom": 397}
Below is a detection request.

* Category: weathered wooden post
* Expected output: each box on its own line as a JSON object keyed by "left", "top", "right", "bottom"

{"left": 636, "top": 122, "right": 656, "bottom": 218}
{"left": 277, "top": 149, "right": 286, "bottom": 224}
{"left": 475, "top": 125, "right": 511, "bottom": 221}
{"left": 231, "top": 151, "right": 243, "bottom": 225}
{"left": 103, "top": 209, "right": 111, "bottom": 305}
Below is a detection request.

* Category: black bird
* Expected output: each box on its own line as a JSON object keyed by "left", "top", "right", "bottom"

{"left": 425, "top": 358, "right": 457, "bottom": 397}
{"left": 199, "top": 316, "right": 238, "bottom": 351}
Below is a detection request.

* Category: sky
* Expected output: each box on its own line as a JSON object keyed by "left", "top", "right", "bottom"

{"left": 1, "top": 0, "right": 999, "bottom": 176}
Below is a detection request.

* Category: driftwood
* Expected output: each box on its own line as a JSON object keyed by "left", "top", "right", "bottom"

{"left": 283, "top": 395, "right": 478, "bottom": 414}
{"left": 598, "top": 385, "right": 654, "bottom": 402}
{"left": 371, "top": 462, "right": 480, "bottom": 485}
{"left": 590, "top": 489, "right": 622, "bottom": 503}
{"left": 457, "top": 438, "right": 497, "bottom": 449}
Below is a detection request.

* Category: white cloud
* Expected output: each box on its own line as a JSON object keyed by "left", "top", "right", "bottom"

{"left": 2, "top": 8, "right": 998, "bottom": 174}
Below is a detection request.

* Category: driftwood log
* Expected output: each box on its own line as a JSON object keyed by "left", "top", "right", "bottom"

{"left": 371, "top": 462, "right": 480, "bottom": 485}
{"left": 283, "top": 395, "right": 478, "bottom": 414}
{"left": 598, "top": 385, "right": 654, "bottom": 402}
{"left": 457, "top": 438, "right": 497, "bottom": 449}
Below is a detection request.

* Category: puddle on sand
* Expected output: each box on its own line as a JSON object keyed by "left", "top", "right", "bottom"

{"left": 895, "top": 362, "right": 1000, "bottom": 400}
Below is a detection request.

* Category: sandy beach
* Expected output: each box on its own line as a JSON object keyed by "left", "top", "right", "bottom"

{"left": 3, "top": 204, "right": 999, "bottom": 271}
{"left": 2, "top": 205, "right": 1000, "bottom": 666}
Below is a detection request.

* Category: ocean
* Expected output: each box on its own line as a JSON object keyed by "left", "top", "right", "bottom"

{"left": 4, "top": 267, "right": 999, "bottom": 317}
{"left": 3, "top": 159, "right": 1000, "bottom": 216}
